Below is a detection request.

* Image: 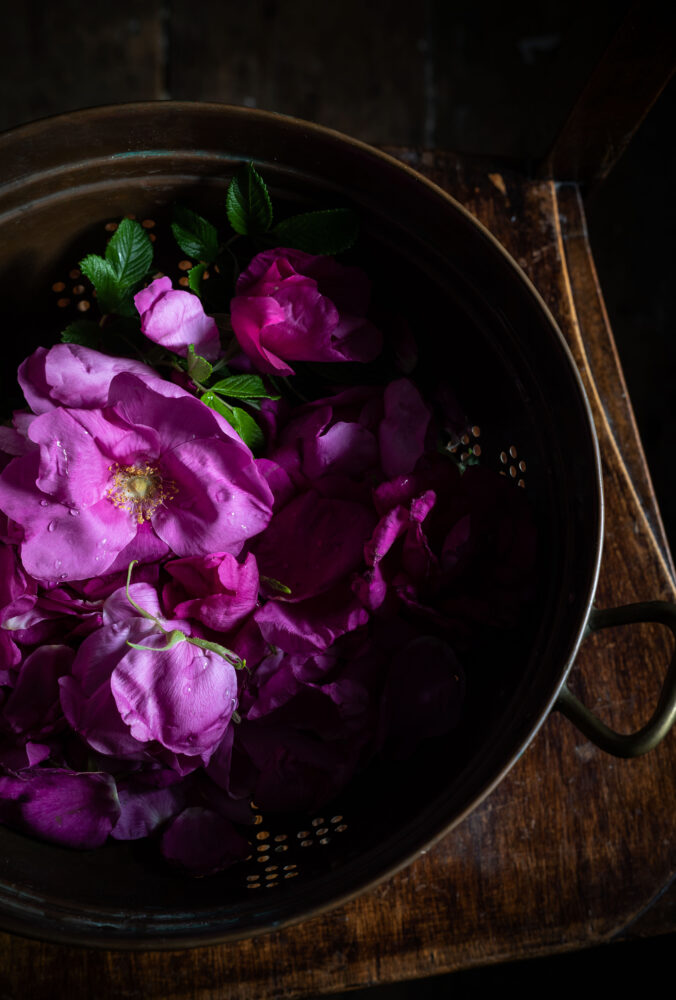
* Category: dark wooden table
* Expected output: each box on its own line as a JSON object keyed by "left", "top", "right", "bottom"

{"left": 0, "top": 152, "right": 674, "bottom": 999}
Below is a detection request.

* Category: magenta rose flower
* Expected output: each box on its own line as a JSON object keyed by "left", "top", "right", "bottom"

{"left": 230, "top": 248, "right": 382, "bottom": 375}
{"left": 0, "top": 373, "right": 273, "bottom": 582}
{"left": 135, "top": 277, "right": 221, "bottom": 360}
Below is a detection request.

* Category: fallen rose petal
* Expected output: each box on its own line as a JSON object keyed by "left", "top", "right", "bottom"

{"left": 111, "top": 773, "right": 185, "bottom": 841}
{"left": 160, "top": 806, "right": 249, "bottom": 874}
{"left": 2, "top": 644, "right": 74, "bottom": 737}
{"left": 0, "top": 768, "right": 120, "bottom": 848}
{"left": 255, "top": 585, "right": 368, "bottom": 655}
{"left": 378, "top": 378, "right": 431, "bottom": 478}
{"left": 254, "top": 490, "right": 376, "bottom": 603}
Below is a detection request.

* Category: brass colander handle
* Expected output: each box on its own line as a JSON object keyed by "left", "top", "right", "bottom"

{"left": 555, "top": 601, "right": 676, "bottom": 757}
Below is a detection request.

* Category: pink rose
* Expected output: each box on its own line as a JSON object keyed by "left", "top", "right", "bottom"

{"left": 230, "top": 248, "right": 382, "bottom": 375}
{"left": 135, "top": 277, "right": 221, "bottom": 360}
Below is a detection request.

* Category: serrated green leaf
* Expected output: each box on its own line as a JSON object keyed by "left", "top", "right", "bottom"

{"left": 225, "top": 405, "right": 265, "bottom": 451}
{"left": 60, "top": 319, "right": 101, "bottom": 347}
{"left": 187, "top": 344, "right": 213, "bottom": 383}
{"left": 210, "top": 374, "right": 279, "bottom": 400}
{"left": 105, "top": 218, "right": 154, "bottom": 287}
{"left": 187, "top": 262, "right": 207, "bottom": 297}
{"left": 200, "top": 392, "right": 264, "bottom": 451}
{"left": 226, "top": 162, "right": 273, "bottom": 236}
{"left": 79, "top": 255, "right": 120, "bottom": 314}
{"left": 270, "top": 208, "right": 359, "bottom": 255}
{"left": 171, "top": 206, "right": 220, "bottom": 263}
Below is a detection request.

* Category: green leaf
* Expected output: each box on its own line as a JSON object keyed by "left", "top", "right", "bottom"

{"left": 186, "top": 344, "right": 213, "bottom": 384}
{"left": 79, "top": 255, "right": 120, "bottom": 314}
{"left": 270, "top": 208, "right": 359, "bottom": 254}
{"left": 79, "top": 219, "right": 153, "bottom": 316}
{"left": 187, "top": 262, "right": 207, "bottom": 297}
{"left": 210, "top": 374, "right": 279, "bottom": 400}
{"left": 225, "top": 406, "right": 265, "bottom": 451}
{"left": 260, "top": 576, "right": 292, "bottom": 596}
{"left": 60, "top": 319, "right": 101, "bottom": 348}
{"left": 171, "top": 206, "right": 219, "bottom": 263}
{"left": 226, "top": 162, "right": 273, "bottom": 236}
{"left": 200, "top": 392, "right": 264, "bottom": 451}
{"left": 105, "top": 218, "right": 153, "bottom": 287}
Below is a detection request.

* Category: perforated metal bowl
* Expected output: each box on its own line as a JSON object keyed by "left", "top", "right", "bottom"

{"left": 0, "top": 103, "right": 673, "bottom": 948}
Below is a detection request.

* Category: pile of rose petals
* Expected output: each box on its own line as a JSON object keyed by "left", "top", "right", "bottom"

{"left": 0, "top": 248, "right": 535, "bottom": 874}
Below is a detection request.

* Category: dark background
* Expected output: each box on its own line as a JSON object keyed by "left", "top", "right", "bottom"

{"left": 0, "top": 1, "right": 673, "bottom": 995}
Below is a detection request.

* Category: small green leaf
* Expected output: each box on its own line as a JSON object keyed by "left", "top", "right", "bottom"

{"left": 210, "top": 374, "right": 279, "bottom": 400}
{"left": 261, "top": 576, "right": 292, "bottom": 595}
{"left": 79, "top": 255, "right": 120, "bottom": 314}
{"left": 270, "top": 208, "right": 359, "bottom": 254}
{"left": 201, "top": 392, "right": 264, "bottom": 451}
{"left": 187, "top": 263, "right": 207, "bottom": 297}
{"left": 171, "top": 206, "right": 220, "bottom": 263}
{"left": 187, "top": 344, "right": 213, "bottom": 383}
{"left": 225, "top": 405, "right": 265, "bottom": 451}
{"left": 226, "top": 162, "right": 273, "bottom": 236}
{"left": 60, "top": 319, "right": 101, "bottom": 347}
{"left": 105, "top": 218, "right": 153, "bottom": 287}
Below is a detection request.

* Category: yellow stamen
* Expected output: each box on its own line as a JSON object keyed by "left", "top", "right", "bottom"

{"left": 106, "top": 463, "right": 177, "bottom": 523}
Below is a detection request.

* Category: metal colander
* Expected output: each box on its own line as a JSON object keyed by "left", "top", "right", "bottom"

{"left": 0, "top": 103, "right": 604, "bottom": 948}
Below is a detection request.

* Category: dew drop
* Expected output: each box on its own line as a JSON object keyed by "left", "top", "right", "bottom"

{"left": 40, "top": 500, "right": 49, "bottom": 507}
{"left": 54, "top": 560, "right": 62, "bottom": 569}
{"left": 69, "top": 508, "right": 79, "bottom": 517}
{"left": 59, "top": 573, "right": 67, "bottom": 580}
{"left": 100, "top": 538, "right": 107, "bottom": 546}
{"left": 184, "top": 684, "right": 192, "bottom": 695}
{"left": 47, "top": 521, "right": 56, "bottom": 532}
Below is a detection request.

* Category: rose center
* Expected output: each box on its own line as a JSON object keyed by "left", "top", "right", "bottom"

{"left": 107, "top": 463, "right": 177, "bottom": 523}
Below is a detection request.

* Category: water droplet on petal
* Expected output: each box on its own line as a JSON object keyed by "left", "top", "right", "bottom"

{"left": 47, "top": 521, "right": 56, "bottom": 532}
{"left": 54, "top": 560, "right": 62, "bottom": 569}
{"left": 184, "top": 684, "right": 192, "bottom": 695}
{"left": 59, "top": 573, "right": 67, "bottom": 580}
{"left": 40, "top": 500, "right": 49, "bottom": 507}
{"left": 69, "top": 508, "right": 79, "bottom": 517}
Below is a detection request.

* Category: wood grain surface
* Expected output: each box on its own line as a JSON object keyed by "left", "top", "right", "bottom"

{"left": 1, "top": 155, "right": 673, "bottom": 1000}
